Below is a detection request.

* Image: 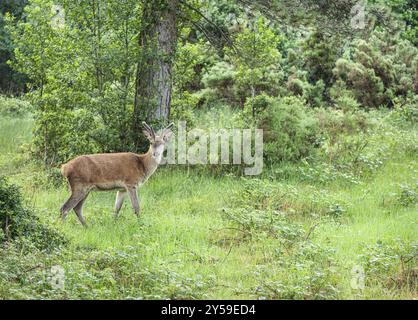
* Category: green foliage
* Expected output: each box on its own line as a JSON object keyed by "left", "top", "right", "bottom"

{"left": 0, "top": 111, "right": 417, "bottom": 299}
{"left": 7, "top": 0, "right": 141, "bottom": 163}
{"left": 227, "top": 17, "right": 283, "bottom": 106}
{"left": 286, "top": 68, "right": 326, "bottom": 107}
{"left": 360, "top": 240, "right": 417, "bottom": 292}
{"left": 253, "top": 242, "right": 340, "bottom": 299}
{"left": 231, "top": 178, "right": 348, "bottom": 219}
{"left": 172, "top": 40, "right": 211, "bottom": 123}
{"left": 0, "top": 242, "right": 214, "bottom": 299}
{"left": 0, "top": 0, "right": 28, "bottom": 94}
{"left": 259, "top": 96, "right": 320, "bottom": 163}
{"left": 315, "top": 108, "right": 374, "bottom": 171}
{"left": 200, "top": 61, "right": 237, "bottom": 107}
{"left": 301, "top": 31, "right": 338, "bottom": 87}
{"left": 186, "top": 106, "right": 247, "bottom": 176}
{"left": 221, "top": 177, "right": 342, "bottom": 299}
{"left": 387, "top": 96, "right": 418, "bottom": 126}
{"left": 32, "top": 109, "right": 101, "bottom": 165}
{"left": 0, "top": 176, "right": 66, "bottom": 249}
{"left": 333, "top": 93, "right": 361, "bottom": 112}
{"left": 222, "top": 207, "right": 305, "bottom": 243}
{"left": 4, "top": 0, "right": 417, "bottom": 167}
{"left": 0, "top": 0, "right": 418, "bottom": 301}
{"left": 332, "top": 31, "right": 418, "bottom": 108}
{"left": 243, "top": 93, "right": 274, "bottom": 118}
{"left": 57, "top": 248, "right": 215, "bottom": 299}
{"left": 0, "top": 95, "right": 32, "bottom": 117}
{"left": 396, "top": 183, "right": 418, "bottom": 207}
{"left": 370, "top": 0, "right": 418, "bottom": 46}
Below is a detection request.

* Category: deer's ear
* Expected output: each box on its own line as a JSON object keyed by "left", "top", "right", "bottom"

{"left": 162, "top": 130, "right": 173, "bottom": 142}
{"left": 162, "top": 123, "right": 174, "bottom": 142}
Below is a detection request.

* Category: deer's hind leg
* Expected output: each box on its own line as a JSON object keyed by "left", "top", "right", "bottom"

{"left": 73, "top": 193, "right": 89, "bottom": 227}
{"left": 127, "top": 187, "right": 140, "bottom": 217}
{"left": 60, "top": 181, "right": 89, "bottom": 221}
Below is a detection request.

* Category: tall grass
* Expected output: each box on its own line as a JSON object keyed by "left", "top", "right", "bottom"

{"left": 0, "top": 117, "right": 32, "bottom": 154}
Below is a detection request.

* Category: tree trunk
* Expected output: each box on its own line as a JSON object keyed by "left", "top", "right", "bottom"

{"left": 133, "top": 0, "right": 178, "bottom": 148}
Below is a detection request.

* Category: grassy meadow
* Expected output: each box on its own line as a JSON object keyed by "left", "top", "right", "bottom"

{"left": 0, "top": 110, "right": 416, "bottom": 300}
{"left": 1, "top": 0, "right": 417, "bottom": 302}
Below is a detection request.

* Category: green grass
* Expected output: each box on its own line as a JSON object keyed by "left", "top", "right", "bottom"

{"left": 0, "top": 115, "right": 417, "bottom": 299}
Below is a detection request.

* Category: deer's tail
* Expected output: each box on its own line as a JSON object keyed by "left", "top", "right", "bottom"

{"left": 60, "top": 163, "right": 69, "bottom": 178}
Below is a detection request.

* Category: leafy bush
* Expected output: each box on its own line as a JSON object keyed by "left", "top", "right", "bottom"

{"left": 243, "top": 93, "right": 275, "bottom": 118}
{"left": 258, "top": 96, "right": 320, "bottom": 163}
{"left": 236, "top": 178, "right": 348, "bottom": 218}
{"left": 59, "top": 248, "right": 215, "bottom": 299}
{"left": 316, "top": 108, "right": 417, "bottom": 181}
{"left": 0, "top": 239, "right": 58, "bottom": 299}
{"left": 332, "top": 31, "right": 418, "bottom": 108}
{"left": 301, "top": 31, "right": 338, "bottom": 88}
{"left": 221, "top": 207, "right": 305, "bottom": 244}
{"left": 315, "top": 107, "right": 371, "bottom": 139}
{"left": 313, "top": 108, "right": 395, "bottom": 180}
{"left": 285, "top": 68, "right": 325, "bottom": 108}
{"left": 253, "top": 242, "right": 340, "bottom": 299}
{"left": 296, "top": 161, "right": 361, "bottom": 185}
{"left": 396, "top": 183, "right": 418, "bottom": 207}
{"left": 187, "top": 107, "right": 248, "bottom": 176}
{"left": 0, "top": 244, "right": 214, "bottom": 299}
{"left": 226, "top": 17, "right": 283, "bottom": 107}
{"left": 33, "top": 109, "right": 101, "bottom": 165}
{"left": 0, "top": 176, "right": 66, "bottom": 250}
{"left": 0, "top": 95, "right": 32, "bottom": 117}
{"left": 200, "top": 61, "right": 237, "bottom": 107}
{"left": 360, "top": 240, "right": 417, "bottom": 293}
{"left": 171, "top": 90, "right": 199, "bottom": 126}
{"left": 387, "top": 96, "right": 418, "bottom": 126}
{"left": 334, "top": 93, "right": 361, "bottom": 112}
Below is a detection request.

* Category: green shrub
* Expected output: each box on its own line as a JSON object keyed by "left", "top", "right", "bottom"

{"left": 232, "top": 178, "right": 347, "bottom": 218}
{"left": 305, "top": 80, "right": 325, "bottom": 108}
{"left": 387, "top": 96, "right": 418, "bottom": 127}
{"left": 258, "top": 96, "right": 320, "bottom": 163}
{"left": 200, "top": 61, "right": 238, "bottom": 107}
{"left": 396, "top": 183, "right": 418, "bottom": 207}
{"left": 0, "top": 239, "right": 57, "bottom": 299}
{"left": 315, "top": 107, "right": 371, "bottom": 138}
{"left": 171, "top": 90, "right": 199, "bottom": 126}
{"left": 315, "top": 108, "right": 381, "bottom": 176}
{"left": 59, "top": 248, "right": 215, "bottom": 299}
{"left": 243, "top": 93, "right": 275, "bottom": 119}
{"left": 360, "top": 240, "right": 417, "bottom": 293}
{"left": 0, "top": 96, "right": 33, "bottom": 117}
{"left": 33, "top": 109, "right": 101, "bottom": 165}
{"left": 221, "top": 207, "right": 305, "bottom": 243}
{"left": 332, "top": 31, "right": 418, "bottom": 108}
{"left": 0, "top": 176, "right": 66, "bottom": 250}
{"left": 253, "top": 242, "right": 340, "bottom": 299}
{"left": 334, "top": 94, "right": 361, "bottom": 112}
{"left": 296, "top": 161, "right": 361, "bottom": 185}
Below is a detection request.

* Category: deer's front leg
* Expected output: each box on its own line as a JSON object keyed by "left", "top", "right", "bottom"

{"left": 114, "top": 190, "right": 126, "bottom": 219}
{"left": 127, "top": 187, "right": 140, "bottom": 217}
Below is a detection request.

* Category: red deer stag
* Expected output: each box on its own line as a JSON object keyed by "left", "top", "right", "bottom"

{"left": 60, "top": 122, "right": 173, "bottom": 226}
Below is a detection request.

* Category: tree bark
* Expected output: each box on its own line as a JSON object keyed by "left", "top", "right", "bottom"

{"left": 133, "top": 0, "right": 178, "bottom": 148}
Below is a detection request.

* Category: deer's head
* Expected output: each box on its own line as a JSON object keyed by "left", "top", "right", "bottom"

{"left": 142, "top": 122, "right": 174, "bottom": 163}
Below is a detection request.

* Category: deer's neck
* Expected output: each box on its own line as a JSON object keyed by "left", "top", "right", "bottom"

{"left": 143, "top": 148, "right": 159, "bottom": 178}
